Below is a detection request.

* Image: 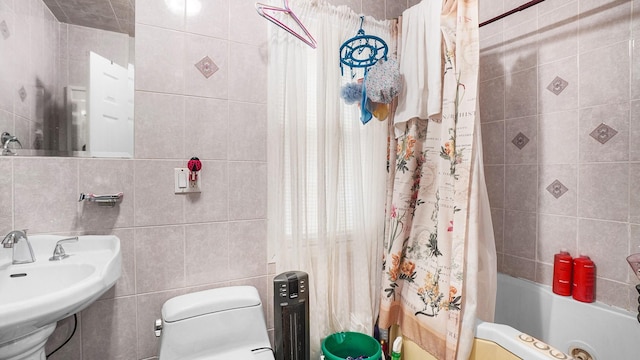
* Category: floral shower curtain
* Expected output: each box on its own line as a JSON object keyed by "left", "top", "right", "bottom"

{"left": 378, "top": 1, "right": 496, "bottom": 360}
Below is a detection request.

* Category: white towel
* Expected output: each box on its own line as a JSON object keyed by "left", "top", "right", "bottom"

{"left": 394, "top": 0, "right": 443, "bottom": 138}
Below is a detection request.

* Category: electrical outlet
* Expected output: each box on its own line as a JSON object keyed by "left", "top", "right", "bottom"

{"left": 174, "top": 168, "right": 201, "bottom": 193}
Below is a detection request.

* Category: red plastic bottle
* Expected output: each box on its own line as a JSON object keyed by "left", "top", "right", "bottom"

{"left": 552, "top": 250, "right": 573, "bottom": 296}
{"left": 572, "top": 255, "right": 595, "bottom": 303}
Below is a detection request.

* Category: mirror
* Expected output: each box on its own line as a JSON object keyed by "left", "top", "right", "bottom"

{"left": 0, "top": 0, "right": 135, "bottom": 157}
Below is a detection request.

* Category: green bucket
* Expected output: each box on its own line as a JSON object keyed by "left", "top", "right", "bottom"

{"left": 321, "top": 332, "right": 382, "bottom": 360}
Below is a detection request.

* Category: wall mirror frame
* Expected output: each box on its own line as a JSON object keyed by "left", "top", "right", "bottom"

{"left": 0, "top": 0, "right": 135, "bottom": 158}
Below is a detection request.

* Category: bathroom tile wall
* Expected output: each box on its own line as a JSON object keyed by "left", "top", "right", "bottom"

{"left": 1, "top": 1, "right": 410, "bottom": 359}
{"left": 2, "top": 0, "right": 272, "bottom": 359}
{"left": 479, "top": 0, "right": 640, "bottom": 311}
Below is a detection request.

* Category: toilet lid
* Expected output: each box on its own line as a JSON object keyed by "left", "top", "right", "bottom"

{"left": 162, "top": 286, "right": 261, "bottom": 322}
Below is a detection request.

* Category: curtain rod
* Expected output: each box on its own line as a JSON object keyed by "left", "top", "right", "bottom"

{"left": 479, "top": 0, "right": 546, "bottom": 27}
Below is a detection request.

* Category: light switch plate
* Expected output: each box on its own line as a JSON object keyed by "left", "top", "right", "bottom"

{"left": 174, "top": 168, "right": 201, "bottom": 193}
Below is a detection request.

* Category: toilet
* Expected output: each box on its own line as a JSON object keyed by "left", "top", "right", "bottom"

{"left": 155, "top": 286, "right": 275, "bottom": 360}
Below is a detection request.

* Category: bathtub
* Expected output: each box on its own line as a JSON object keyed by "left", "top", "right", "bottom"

{"left": 397, "top": 273, "right": 640, "bottom": 359}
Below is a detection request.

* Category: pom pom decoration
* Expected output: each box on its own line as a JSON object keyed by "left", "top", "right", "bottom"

{"left": 340, "top": 82, "right": 363, "bottom": 105}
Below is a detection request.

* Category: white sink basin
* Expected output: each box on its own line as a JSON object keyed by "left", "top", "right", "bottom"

{"left": 0, "top": 235, "right": 121, "bottom": 358}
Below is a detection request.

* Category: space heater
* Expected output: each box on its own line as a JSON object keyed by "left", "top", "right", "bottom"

{"left": 274, "top": 271, "right": 310, "bottom": 360}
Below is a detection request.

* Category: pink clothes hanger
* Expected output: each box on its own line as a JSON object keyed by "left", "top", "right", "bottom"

{"left": 255, "top": 0, "right": 317, "bottom": 49}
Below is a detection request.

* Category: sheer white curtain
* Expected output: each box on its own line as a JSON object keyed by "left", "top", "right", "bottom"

{"left": 267, "top": 1, "right": 395, "bottom": 357}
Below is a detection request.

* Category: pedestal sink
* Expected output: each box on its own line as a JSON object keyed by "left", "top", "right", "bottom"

{"left": 0, "top": 235, "right": 121, "bottom": 360}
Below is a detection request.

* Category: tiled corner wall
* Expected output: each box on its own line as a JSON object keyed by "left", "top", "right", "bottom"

{"left": 479, "top": 0, "right": 640, "bottom": 311}
{"left": 2, "top": 0, "right": 271, "bottom": 359}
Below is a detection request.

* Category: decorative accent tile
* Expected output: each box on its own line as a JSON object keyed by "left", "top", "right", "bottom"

{"left": 0, "top": 20, "right": 9, "bottom": 39}
{"left": 546, "top": 180, "right": 569, "bottom": 199}
{"left": 18, "top": 86, "right": 26, "bottom": 102}
{"left": 546, "top": 76, "right": 569, "bottom": 95}
{"left": 589, "top": 123, "right": 618, "bottom": 144}
{"left": 194, "top": 56, "right": 218, "bottom": 79}
{"left": 511, "top": 132, "right": 530, "bottom": 150}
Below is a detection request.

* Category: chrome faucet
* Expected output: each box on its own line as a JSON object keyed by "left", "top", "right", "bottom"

{"left": 1, "top": 132, "right": 22, "bottom": 156}
{"left": 49, "top": 237, "right": 79, "bottom": 261}
{"left": 2, "top": 230, "right": 36, "bottom": 264}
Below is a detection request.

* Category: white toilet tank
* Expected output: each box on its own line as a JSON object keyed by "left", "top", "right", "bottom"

{"left": 157, "top": 286, "right": 274, "bottom": 360}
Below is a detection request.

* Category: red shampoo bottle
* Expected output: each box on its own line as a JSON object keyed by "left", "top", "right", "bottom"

{"left": 572, "top": 255, "right": 595, "bottom": 303}
{"left": 552, "top": 250, "right": 573, "bottom": 296}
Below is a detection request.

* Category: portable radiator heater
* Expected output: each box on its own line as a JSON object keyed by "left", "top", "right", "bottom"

{"left": 274, "top": 271, "right": 310, "bottom": 360}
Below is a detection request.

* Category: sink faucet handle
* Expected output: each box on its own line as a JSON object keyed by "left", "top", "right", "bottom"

{"left": 49, "top": 236, "right": 79, "bottom": 261}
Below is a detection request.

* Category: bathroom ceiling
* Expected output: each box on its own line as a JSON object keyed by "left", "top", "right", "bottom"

{"left": 42, "top": 0, "right": 135, "bottom": 36}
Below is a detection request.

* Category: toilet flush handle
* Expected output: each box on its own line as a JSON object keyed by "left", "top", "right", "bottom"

{"left": 154, "top": 319, "right": 163, "bottom": 337}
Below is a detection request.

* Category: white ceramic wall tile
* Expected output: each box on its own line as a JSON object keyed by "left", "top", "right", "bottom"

{"left": 632, "top": 35, "right": 640, "bottom": 100}
{"left": 595, "top": 277, "right": 630, "bottom": 310}
{"left": 579, "top": 41, "right": 630, "bottom": 108}
{"left": 134, "top": 91, "right": 185, "bottom": 159}
{"left": 484, "top": 165, "right": 505, "bottom": 208}
{"left": 228, "top": 101, "right": 267, "bottom": 161}
{"left": 81, "top": 297, "right": 138, "bottom": 359}
{"left": 13, "top": 157, "right": 78, "bottom": 233}
{"left": 185, "top": 222, "right": 229, "bottom": 286}
{"left": 503, "top": 16, "right": 537, "bottom": 73}
{"left": 579, "top": 102, "right": 629, "bottom": 163}
{"left": 579, "top": 0, "right": 631, "bottom": 54}
{"left": 504, "top": 165, "right": 537, "bottom": 212}
{"left": 184, "top": 160, "right": 228, "bottom": 223}
{"left": 361, "top": 0, "right": 385, "bottom": 20}
{"left": 631, "top": 101, "right": 640, "bottom": 161}
{"left": 135, "top": 24, "right": 185, "bottom": 94}
{"left": 185, "top": 0, "right": 228, "bottom": 39}
{"left": 229, "top": 0, "right": 267, "bottom": 46}
{"left": 503, "top": 210, "right": 537, "bottom": 260}
{"left": 184, "top": 33, "right": 228, "bottom": 99}
{"left": 136, "top": 0, "right": 185, "bottom": 31}
{"left": 228, "top": 220, "right": 267, "bottom": 279}
{"left": 479, "top": 0, "right": 504, "bottom": 24}
{"left": 505, "top": 68, "right": 537, "bottom": 119}
{"left": 537, "top": 214, "right": 577, "bottom": 263}
{"left": 534, "top": 262, "right": 553, "bottom": 286}
{"left": 134, "top": 160, "right": 185, "bottom": 226}
{"left": 228, "top": 42, "right": 267, "bottom": 104}
{"left": 228, "top": 161, "right": 267, "bottom": 220}
{"left": 538, "top": 164, "right": 577, "bottom": 217}
{"left": 77, "top": 159, "right": 135, "bottom": 230}
{"left": 537, "top": 56, "right": 578, "bottom": 114}
{"left": 135, "top": 225, "right": 186, "bottom": 293}
{"left": 479, "top": 77, "right": 505, "bottom": 121}
{"left": 629, "top": 163, "right": 640, "bottom": 224}
{"left": 578, "top": 218, "right": 629, "bottom": 283}
{"left": 481, "top": 121, "right": 505, "bottom": 165}
{"left": 184, "top": 97, "right": 228, "bottom": 160}
{"left": 577, "top": 163, "right": 629, "bottom": 222}
{"left": 538, "top": 110, "right": 578, "bottom": 164}
{"left": 502, "top": 254, "right": 536, "bottom": 281}
{"left": 479, "top": 33, "right": 505, "bottom": 82}
{"left": 505, "top": 116, "right": 537, "bottom": 165}
{"left": 537, "top": 1, "right": 578, "bottom": 65}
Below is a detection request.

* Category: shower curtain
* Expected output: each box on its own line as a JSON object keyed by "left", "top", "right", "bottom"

{"left": 266, "top": 1, "right": 394, "bottom": 358}
{"left": 378, "top": 1, "right": 497, "bottom": 359}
